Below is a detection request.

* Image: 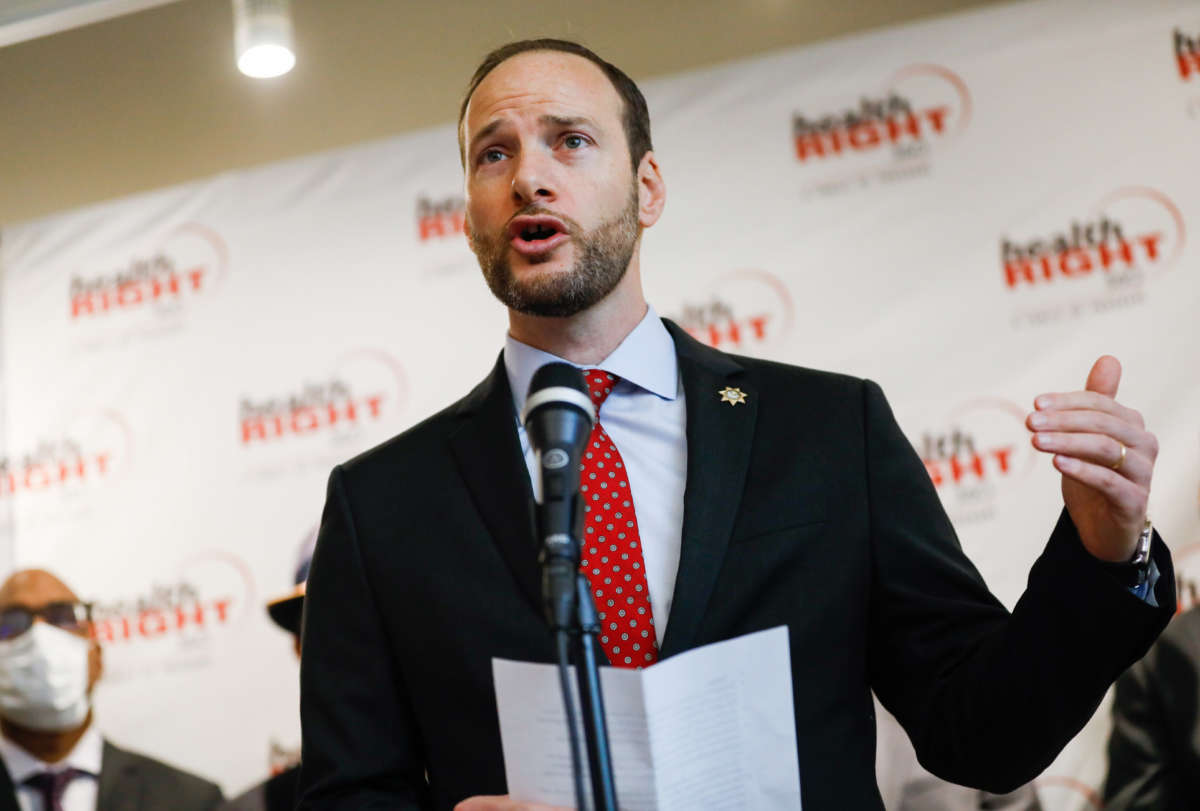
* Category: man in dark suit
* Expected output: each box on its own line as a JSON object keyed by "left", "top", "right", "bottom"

{"left": 298, "top": 39, "right": 1175, "bottom": 810}
{"left": 0, "top": 568, "right": 223, "bottom": 811}
{"left": 1103, "top": 604, "right": 1200, "bottom": 808}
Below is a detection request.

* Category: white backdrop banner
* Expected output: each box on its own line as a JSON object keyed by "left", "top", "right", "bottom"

{"left": 1, "top": 0, "right": 1198, "bottom": 806}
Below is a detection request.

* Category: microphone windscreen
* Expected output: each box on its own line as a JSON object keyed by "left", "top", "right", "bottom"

{"left": 523, "top": 363, "right": 594, "bottom": 427}
{"left": 527, "top": 362, "right": 588, "bottom": 398}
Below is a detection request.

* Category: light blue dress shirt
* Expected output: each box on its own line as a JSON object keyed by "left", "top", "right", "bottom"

{"left": 505, "top": 307, "right": 687, "bottom": 645}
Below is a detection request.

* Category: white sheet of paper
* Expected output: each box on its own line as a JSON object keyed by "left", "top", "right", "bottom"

{"left": 493, "top": 626, "right": 802, "bottom": 810}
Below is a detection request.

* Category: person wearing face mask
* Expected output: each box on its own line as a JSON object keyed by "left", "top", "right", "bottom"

{"left": 0, "top": 568, "right": 224, "bottom": 811}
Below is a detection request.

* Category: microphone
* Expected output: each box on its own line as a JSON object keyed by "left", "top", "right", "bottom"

{"left": 522, "top": 363, "right": 595, "bottom": 629}
{"left": 524, "top": 364, "right": 619, "bottom": 811}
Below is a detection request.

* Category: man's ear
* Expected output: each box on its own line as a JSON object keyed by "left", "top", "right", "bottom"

{"left": 636, "top": 151, "right": 666, "bottom": 229}
{"left": 463, "top": 206, "right": 477, "bottom": 250}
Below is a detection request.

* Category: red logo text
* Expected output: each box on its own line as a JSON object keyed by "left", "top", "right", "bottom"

{"left": 417, "top": 196, "right": 465, "bottom": 241}
{"left": 1177, "top": 28, "right": 1200, "bottom": 80}
{"left": 1002, "top": 188, "right": 1185, "bottom": 291}
{"left": 921, "top": 430, "right": 1016, "bottom": 489}
{"left": 91, "top": 581, "right": 234, "bottom": 644}
{"left": 672, "top": 270, "right": 793, "bottom": 352}
{"left": 0, "top": 441, "right": 114, "bottom": 497}
{"left": 240, "top": 381, "right": 385, "bottom": 444}
{"left": 1001, "top": 217, "right": 1166, "bottom": 288}
{"left": 677, "top": 301, "right": 770, "bottom": 351}
{"left": 70, "top": 255, "right": 207, "bottom": 319}
{"left": 794, "top": 95, "right": 950, "bottom": 162}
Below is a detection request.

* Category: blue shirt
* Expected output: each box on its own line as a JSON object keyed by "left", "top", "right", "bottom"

{"left": 505, "top": 307, "right": 687, "bottom": 645}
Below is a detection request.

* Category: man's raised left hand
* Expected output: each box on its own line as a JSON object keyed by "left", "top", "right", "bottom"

{"left": 1027, "top": 355, "right": 1158, "bottom": 562}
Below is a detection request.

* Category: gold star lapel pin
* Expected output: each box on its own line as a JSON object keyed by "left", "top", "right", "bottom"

{"left": 718, "top": 386, "right": 748, "bottom": 406}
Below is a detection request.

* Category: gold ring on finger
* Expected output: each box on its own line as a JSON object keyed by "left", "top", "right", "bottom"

{"left": 1111, "top": 441, "right": 1127, "bottom": 471}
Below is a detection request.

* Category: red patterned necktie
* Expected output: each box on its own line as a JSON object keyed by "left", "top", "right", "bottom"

{"left": 578, "top": 369, "right": 659, "bottom": 669}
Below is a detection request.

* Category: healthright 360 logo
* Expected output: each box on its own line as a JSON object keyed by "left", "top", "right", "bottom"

{"left": 1176, "top": 27, "right": 1199, "bottom": 81}
{"left": 416, "top": 195, "right": 465, "bottom": 242}
{"left": 0, "top": 409, "right": 134, "bottom": 528}
{"left": 239, "top": 348, "right": 408, "bottom": 477}
{"left": 1003, "top": 187, "right": 1186, "bottom": 330}
{"left": 411, "top": 192, "right": 478, "bottom": 276}
{"left": 916, "top": 398, "right": 1036, "bottom": 525}
{"left": 90, "top": 550, "right": 256, "bottom": 683}
{"left": 667, "top": 270, "right": 794, "bottom": 354}
{"left": 66, "top": 222, "right": 229, "bottom": 351}
{"left": 791, "top": 63, "right": 971, "bottom": 194}
{"left": 69, "top": 223, "right": 228, "bottom": 321}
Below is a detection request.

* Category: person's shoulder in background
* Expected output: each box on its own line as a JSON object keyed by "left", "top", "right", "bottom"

{"left": 217, "top": 765, "right": 299, "bottom": 811}
{"left": 1104, "top": 604, "right": 1200, "bottom": 810}
{"left": 99, "top": 739, "right": 224, "bottom": 811}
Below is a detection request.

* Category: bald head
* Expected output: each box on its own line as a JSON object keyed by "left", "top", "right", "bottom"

{"left": 0, "top": 569, "right": 80, "bottom": 611}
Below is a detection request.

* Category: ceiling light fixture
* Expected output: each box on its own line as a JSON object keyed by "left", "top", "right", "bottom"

{"left": 233, "top": 0, "right": 295, "bottom": 79}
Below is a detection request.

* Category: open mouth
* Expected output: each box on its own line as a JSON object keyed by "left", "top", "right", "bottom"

{"left": 521, "top": 223, "right": 558, "bottom": 241}
{"left": 508, "top": 215, "right": 569, "bottom": 255}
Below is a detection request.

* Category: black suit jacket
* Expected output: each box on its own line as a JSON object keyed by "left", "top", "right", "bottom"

{"left": 0, "top": 738, "right": 223, "bottom": 811}
{"left": 298, "top": 321, "right": 1174, "bottom": 810}
{"left": 1104, "top": 605, "right": 1200, "bottom": 809}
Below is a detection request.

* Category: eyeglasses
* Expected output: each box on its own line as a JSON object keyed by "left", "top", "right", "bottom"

{"left": 0, "top": 602, "right": 92, "bottom": 641}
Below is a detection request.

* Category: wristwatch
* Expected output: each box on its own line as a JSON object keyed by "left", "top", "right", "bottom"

{"left": 1100, "top": 518, "right": 1153, "bottom": 589}
{"left": 1130, "top": 518, "right": 1153, "bottom": 568}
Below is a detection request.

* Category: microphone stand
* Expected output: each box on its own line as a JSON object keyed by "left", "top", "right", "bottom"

{"left": 527, "top": 364, "right": 619, "bottom": 811}
{"left": 541, "top": 525, "right": 618, "bottom": 811}
{"left": 573, "top": 571, "right": 618, "bottom": 811}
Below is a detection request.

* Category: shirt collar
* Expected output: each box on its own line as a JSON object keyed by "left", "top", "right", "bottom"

{"left": 0, "top": 720, "right": 103, "bottom": 783}
{"left": 504, "top": 305, "right": 679, "bottom": 419}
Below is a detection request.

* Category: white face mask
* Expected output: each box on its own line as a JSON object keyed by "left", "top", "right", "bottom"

{"left": 0, "top": 622, "right": 91, "bottom": 731}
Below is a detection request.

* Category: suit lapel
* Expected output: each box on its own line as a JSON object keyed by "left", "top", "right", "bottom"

{"left": 448, "top": 353, "right": 543, "bottom": 616}
{"left": 97, "top": 740, "right": 141, "bottom": 811}
{"left": 659, "top": 321, "right": 758, "bottom": 659}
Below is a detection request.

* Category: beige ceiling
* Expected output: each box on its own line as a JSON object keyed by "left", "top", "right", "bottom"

{"left": 0, "top": 0, "right": 1010, "bottom": 226}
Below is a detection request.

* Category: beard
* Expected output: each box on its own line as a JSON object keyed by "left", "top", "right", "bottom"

{"left": 468, "top": 186, "right": 640, "bottom": 318}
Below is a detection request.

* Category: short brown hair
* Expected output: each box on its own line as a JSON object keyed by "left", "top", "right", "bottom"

{"left": 457, "top": 39, "right": 653, "bottom": 170}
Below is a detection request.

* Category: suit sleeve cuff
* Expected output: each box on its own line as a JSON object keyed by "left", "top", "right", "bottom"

{"left": 1039, "top": 508, "right": 1175, "bottom": 617}
{"left": 1127, "top": 557, "right": 1161, "bottom": 607}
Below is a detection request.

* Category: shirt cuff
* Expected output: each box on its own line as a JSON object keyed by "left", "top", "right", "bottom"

{"left": 1128, "top": 557, "right": 1161, "bottom": 607}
